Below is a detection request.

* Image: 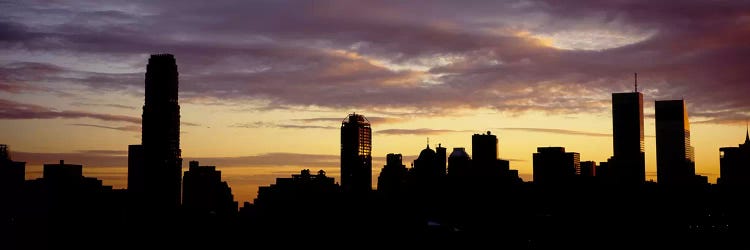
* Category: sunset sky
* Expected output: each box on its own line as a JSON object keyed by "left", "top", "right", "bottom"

{"left": 2, "top": 0, "right": 749, "bottom": 204}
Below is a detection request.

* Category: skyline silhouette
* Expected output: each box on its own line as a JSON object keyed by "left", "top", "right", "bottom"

{"left": 4, "top": 52, "right": 750, "bottom": 249}
{"left": 4, "top": 2, "right": 750, "bottom": 248}
{"left": 4, "top": 1, "right": 750, "bottom": 205}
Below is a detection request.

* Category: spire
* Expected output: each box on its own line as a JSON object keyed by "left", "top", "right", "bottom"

{"left": 745, "top": 123, "right": 749, "bottom": 144}
{"left": 634, "top": 72, "right": 638, "bottom": 92}
{"left": 426, "top": 137, "right": 430, "bottom": 149}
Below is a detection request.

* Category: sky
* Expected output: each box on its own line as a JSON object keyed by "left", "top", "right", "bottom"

{"left": 1, "top": 0, "right": 749, "bottom": 204}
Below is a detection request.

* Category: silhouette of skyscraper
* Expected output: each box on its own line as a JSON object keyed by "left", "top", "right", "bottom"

{"left": 377, "top": 153, "right": 408, "bottom": 195}
{"left": 719, "top": 129, "right": 750, "bottom": 190}
{"left": 472, "top": 131, "right": 498, "bottom": 166}
{"left": 340, "top": 113, "right": 372, "bottom": 193}
{"left": 533, "top": 147, "right": 579, "bottom": 186}
{"left": 655, "top": 100, "right": 695, "bottom": 186}
{"left": 183, "top": 161, "right": 237, "bottom": 217}
{"left": 612, "top": 91, "right": 645, "bottom": 184}
{"left": 132, "top": 54, "right": 183, "bottom": 210}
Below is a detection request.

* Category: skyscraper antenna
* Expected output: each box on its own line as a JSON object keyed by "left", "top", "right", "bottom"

{"left": 634, "top": 72, "right": 638, "bottom": 92}
{"left": 427, "top": 137, "right": 430, "bottom": 147}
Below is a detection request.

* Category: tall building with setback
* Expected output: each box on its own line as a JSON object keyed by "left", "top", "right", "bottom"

{"left": 533, "top": 147, "right": 580, "bottom": 186}
{"left": 341, "top": 113, "right": 372, "bottom": 193}
{"left": 612, "top": 90, "right": 645, "bottom": 184}
{"left": 655, "top": 100, "right": 695, "bottom": 186}
{"left": 131, "top": 54, "right": 183, "bottom": 210}
{"left": 719, "top": 130, "right": 750, "bottom": 190}
{"left": 183, "top": 161, "right": 237, "bottom": 217}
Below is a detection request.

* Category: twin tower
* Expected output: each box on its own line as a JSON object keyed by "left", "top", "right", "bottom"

{"left": 611, "top": 82, "right": 696, "bottom": 186}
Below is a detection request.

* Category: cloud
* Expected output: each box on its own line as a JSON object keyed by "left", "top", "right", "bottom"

{"left": 232, "top": 121, "right": 336, "bottom": 130}
{"left": 293, "top": 116, "right": 405, "bottom": 124}
{"left": 70, "top": 123, "right": 140, "bottom": 132}
{"left": 1, "top": 0, "right": 749, "bottom": 122}
{"left": 498, "top": 127, "right": 656, "bottom": 138}
{"left": 498, "top": 127, "right": 611, "bottom": 137}
{"left": 75, "top": 150, "right": 128, "bottom": 155}
{"left": 70, "top": 102, "right": 135, "bottom": 110}
{"left": 0, "top": 98, "right": 141, "bottom": 124}
{"left": 377, "top": 128, "right": 471, "bottom": 135}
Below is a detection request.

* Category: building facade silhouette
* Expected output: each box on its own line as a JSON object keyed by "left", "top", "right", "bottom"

{"left": 472, "top": 131, "right": 498, "bottom": 167}
{"left": 612, "top": 91, "right": 646, "bottom": 184}
{"left": 377, "top": 153, "right": 408, "bottom": 195}
{"left": 413, "top": 144, "right": 444, "bottom": 181}
{"left": 447, "top": 147, "right": 471, "bottom": 180}
{"left": 533, "top": 147, "right": 580, "bottom": 186}
{"left": 129, "top": 54, "right": 183, "bottom": 211}
{"left": 579, "top": 161, "right": 596, "bottom": 177}
{"left": 183, "top": 161, "right": 237, "bottom": 217}
{"left": 0, "top": 145, "right": 25, "bottom": 194}
{"left": 340, "top": 113, "right": 372, "bottom": 193}
{"left": 655, "top": 100, "right": 696, "bottom": 186}
{"left": 719, "top": 130, "right": 750, "bottom": 190}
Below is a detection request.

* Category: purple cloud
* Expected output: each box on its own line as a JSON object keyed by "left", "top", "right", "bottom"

{"left": 0, "top": 0, "right": 748, "bottom": 123}
{"left": 377, "top": 128, "right": 471, "bottom": 135}
{"left": 70, "top": 123, "right": 141, "bottom": 132}
{"left": 0, "top": 98, "right": 140, "bottom": 124}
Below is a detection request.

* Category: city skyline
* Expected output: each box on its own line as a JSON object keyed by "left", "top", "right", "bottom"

{"left": 2, "top": 0, "right": 750, "bottom": 204}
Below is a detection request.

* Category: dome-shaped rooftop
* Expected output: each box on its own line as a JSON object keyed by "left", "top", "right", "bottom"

{"left": 449, "top": 147, "right": 469, "bottom": 158}
{"left": 418, "top": 145, "right": 436, "bottom": 160}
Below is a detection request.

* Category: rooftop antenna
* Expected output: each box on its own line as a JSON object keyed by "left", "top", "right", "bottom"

{"left": 427, "top": 137, "right": 430, "bottom": 148}
{"left": 634, "top": 72, "right": 638, "bottom": 92}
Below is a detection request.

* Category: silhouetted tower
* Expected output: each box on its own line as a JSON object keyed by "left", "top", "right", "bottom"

{"left": 340, "top": 113, "right": 372, "bottom": 193}
{"left": 655, "top": 100, "right": 695, "bottom": 186}
{"left": 141, "top": 54, "right": 183, "bottom": 210}
{"left": 183, "top": 161, "right": 237, "bottom": 217}
{"left": 472, "top": 131, "right": 498, "bottom": 167}
{"left": 533, "top": 147, "right": 579, "bottom": 186}
{"left": 719, "top": 129, "right": 750, "bottom": 190}
{"left": 612, "top": 81, "right": 645, "bottom": 184}
{"left": 377, "top": 153, "right": 408, "bottom": 194}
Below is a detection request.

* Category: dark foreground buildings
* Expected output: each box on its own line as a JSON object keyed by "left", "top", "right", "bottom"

{"left": 183, "top": 161, "right": 237, "bottom": 218}
{"left": 611, "top": 90, "right": 646, "bottom": 185}
{"left": 340, "top": 113, "right": 372, "bottom": 193}
{"left": 655, "top": 100, "right": 697, "bottom": 187}
{"left": 129, "top": 54, "right": 183, "bottom": 212}
{"left": 719, "top": 130, "right": 750, "bottom": 190}
{"left": 533, "top": 147, "right": 580, "bottom": 186}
